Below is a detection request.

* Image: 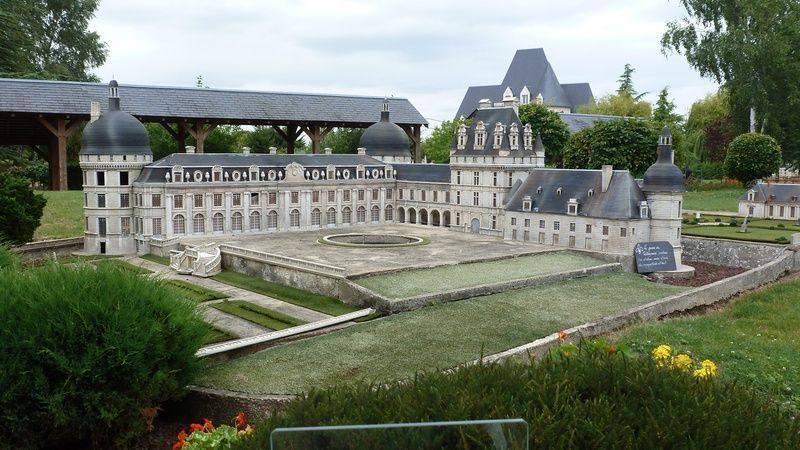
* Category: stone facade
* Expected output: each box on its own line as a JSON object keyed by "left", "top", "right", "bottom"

{"left": 739, "top": 182, "right": 800, "bottom": 220}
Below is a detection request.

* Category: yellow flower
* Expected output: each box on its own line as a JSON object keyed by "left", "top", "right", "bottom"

{"left": 693, "top": 359, "right": 717, "bottom": 379}
{"left": 670, "top": 354, "right": 693, "bottom": 371}
{"left": 651, "top": 345, "right": 672, "bottom": 365}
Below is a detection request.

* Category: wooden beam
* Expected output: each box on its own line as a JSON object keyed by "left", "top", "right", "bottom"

{"left": 38, "top": 117, "right": 79, "bottom": 190}
{"left": 400, "top": 124, "right": 422, "bottom": 162}
{"left": 179, "top": 122, "right": 217, "bottom": 153}
{"left": 303, "top": 124, "right": 332, "bottom": 154}
{"left": 160, "top": 122, "right": 179, "bottom": 139}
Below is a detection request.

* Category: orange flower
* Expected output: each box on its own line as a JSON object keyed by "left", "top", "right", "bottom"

{"left": 234, "top": 412, "right": 246, "bottom": 429}
{"left": 203, "top": 418, "right": 215, "bottom": 431}
{"left": 606, "top": 345, "right": 617, "bottom": 355}
{"left": 558, "top": 330, "right": 568, "bottom": 343}
{"left": 172, "top": 430, "right": 187, "bottom": 450}
{"left": 189, "top": 423, "right": 203, "bottom": 432}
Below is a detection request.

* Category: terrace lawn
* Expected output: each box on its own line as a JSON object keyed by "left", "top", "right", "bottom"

{"left": 34, "top": 190, "right": 83, "bottom": 240}
{"left": 683, "top": 188, "right": 743, "bottom": 212}
{"left": 682, "top": 224, "right": 792, "bottom": 243}
{"left": 355, "top": 252, "right": 605, "bottom": 298}
{"left": 616, "top": 278, "right": 800, "bottom": 409}
{"left": 198, "top": 272, "right": 685, "bottom": 394}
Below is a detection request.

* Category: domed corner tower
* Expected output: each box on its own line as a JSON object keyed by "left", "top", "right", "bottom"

{"left": 641, "top": 126, "right": 685, "bottom": 266}
{"left": 80, "top": 80, "right": 153, "bottom": 255}
{"left": 358, "top": 97, "right": 412, "bottom": 163}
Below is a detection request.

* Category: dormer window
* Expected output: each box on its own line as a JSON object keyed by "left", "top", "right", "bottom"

{"left": 640, "top": 201, "right": 649, "bottom": 218}
{"left": 474, "top": 121, "right": 486, "bottom": 150}
{"left": 520, "top": 86, "right": 530, "bottom": 104}
{"left": 523, "top": 124, "right": 533, "bottom": 151}
{"left": 456, "top": 124, "right": 467, "bottom": 149}
{"left": 249, "top": 165, "right": 259, "bottom": 181}
{"left": 556, "top": 187, "right": 563, "bottom": 196}
{"left": 502, "top": 86, "right": 514, "bottom": 101}
{"left": 792, "top": 196, "right": 798, "bottom": 202}
{"left": 568, "top": 199, "right": 578, "bottom": 215}
{"left": 747, "top": 191, "right": 755, "bottom": 201}
{"left": 536, "top": 186, "right": 542, "bottom": 194}
{"left": 588, "top": 189, "right": 594, "bottom": 197}
{"left": 522, "top": 195, "right": 532, "bottom": 212}
{"left": 212, "top": 165, "right": 222, "bottom": 182}
{"left": 509, "top": 123, "right": 519, "bottom": 150}
{"left": 172, "top": 166, "right": 183, "bottom": 183}
{"left": 493, "top": 122, "right": 504, "bottom": 149}
{"left": 535, "top": 93, "right": 544, "bottom": 104}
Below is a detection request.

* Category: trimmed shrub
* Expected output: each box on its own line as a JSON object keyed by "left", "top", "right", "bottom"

{"left": 724, "top": 133, "right": 782, "bottom": 187}
{"left": 233, "top": 344, "right": 800, "bottom": 449}
{"left": 0, "top": 172, "right": 46, "bottom": 244}
{"left": 0, "top": 264, "right": 208, "bottom": 448}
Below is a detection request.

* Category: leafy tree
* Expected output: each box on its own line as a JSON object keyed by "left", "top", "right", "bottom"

{"left": 663, "top": 0, "right": 800, "bottom": 164}
{"left": 243, "top": 126, "right": 308, "bottom": 153}
{"left": 580, "top": 64, "right": 652, "bottom": 118}
{"left": 422, "top": 118, "right": 470, "bottom": 163}
{"left": 321, "top": 128, "right": 364, "bottom": 154}
{"left": 0, "top": 172, "right": 46, "bottom": 244}
{"left": 684, "top": 91, "right": 740, "bottom": 163}
{"left": 563, "top": 119, "right": 659, "bottom": 176}
{"left": 653, "top": 87, "right": 683, "bottom": 125}
{"left": 616, "top": 63, "right": 647, "bottom": 99}
{"left": 204, "top": 125, "right": 245, "bottom": 153}
{"left": 0, "top": 0, "right": 108, "bottom": 81}
{"left": 518, "top": 103, "right": 570, "bottom": 166}
{"left": 723, "top": 133, "right": 782, "bottom": 186}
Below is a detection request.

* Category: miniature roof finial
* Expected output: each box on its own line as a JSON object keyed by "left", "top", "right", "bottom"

{"left": 108, "top": 79, "right": 120, "bottom": 110}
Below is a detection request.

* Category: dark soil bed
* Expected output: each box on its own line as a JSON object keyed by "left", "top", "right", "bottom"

{"left": 647, "top": 260, "right": 747, "bottom": 288}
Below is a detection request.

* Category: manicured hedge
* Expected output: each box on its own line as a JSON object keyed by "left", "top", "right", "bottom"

{"left": 234, "top": 344, "right": 800, "bottom": 449}
{"left": 0, "top": 263, "right": 208, "bottom": 448}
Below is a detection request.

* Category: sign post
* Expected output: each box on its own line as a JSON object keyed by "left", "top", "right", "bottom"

{"left": 634, "top": 241, "right": 677, "bottom": 273}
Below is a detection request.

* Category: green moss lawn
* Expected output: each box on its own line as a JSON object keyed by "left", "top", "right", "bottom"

{"left": 616, "top": 278, "right": 800, "bottom": 409}
{"left": 682, "top": 188, "right": 743, "bottom": 212}
{"left": 198, "top": 272, "right": 685, "bottom": 394}
{"left": 34, "top": 190, "right": 83, "bottom": 240}
{"left": 355, "top": 252, "right": 605, "bottom": 298}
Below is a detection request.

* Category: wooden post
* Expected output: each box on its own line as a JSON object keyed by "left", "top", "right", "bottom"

{"left": 301, "top": 124, "right": 331, "bottom": 154}
{"left": 400, "top": 124, "right": 422, "bottom": 162}
{"left": 273, "top": 124, "right": 303, "bottom": 154}
{"left": 39, "top": 117, "right": 82, "bottom": 191}
{"left": 179, "top": 122, "right": 217, "bottom": 153}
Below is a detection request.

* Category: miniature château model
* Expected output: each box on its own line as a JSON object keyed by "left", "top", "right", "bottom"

{"left": 739, "top": 182, "right": 800, "bottom": 220}
{"left": 81, "top": 81, "right": 684, "bottom": 267}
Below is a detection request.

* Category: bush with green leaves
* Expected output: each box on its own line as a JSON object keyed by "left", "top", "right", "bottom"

{"left": 724, "top": 133, "right": 783, "bottom": 187}
{"left": 232, "top": 342, "right": 799, "bottom": 449}
{"left": 0, "top": 171, "right": 46, "bottom": 244}
{"left": 0, "top": 263, "right": 208, "bottom": 448}
{"left": 518, "top": 102, "right": 570, "bottom": 165}
{"left": 563, "top": 118, "right": 659, "bottom": 176}
{"left": 0, "top": 243, "right": 19, "bottom": 270}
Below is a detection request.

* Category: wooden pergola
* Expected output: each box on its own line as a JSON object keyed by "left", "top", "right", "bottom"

{"left": 0, "top": 79, "right": 427, "bottom": 190}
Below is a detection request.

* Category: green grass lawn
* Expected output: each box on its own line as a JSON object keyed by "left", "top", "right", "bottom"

{"left": 355, "top": 252, "right": 606, "bottom": 298}
{"left": 34, "top": 190, "right": 83, "bottom": 240}
{"left": 204, "top": 326, "right": 238, "bottom": 345}
{"left": 682, "top": 223, "right": 792, "bottom": 243}
{"left": 616, "top": 278, "right": 800, "bottom": 409}
{"left": 211, "top": 300, "right": 307, "bottom": 330}
{"left": 212, "top": 270, "right": 358, "bottom": 316}
{"left": 92, "top": 258, "right": 152, "bottom": 275}
{"left": 141, "top": 254, "right": 170, "bottom": 266}
{"left": 165, "top": 279, "right": 228, "bottom": 303}
{"left": 683, "top": 188, "right": 743, "bottom": 212}
{"left": 197, "top": 273, "right": 685, "bottom": 394}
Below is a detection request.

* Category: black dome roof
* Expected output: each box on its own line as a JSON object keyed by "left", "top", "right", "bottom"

{"left": 80, "top": 81, "right": 151, "bottom": 156}
{"left": 359, "top": 107, "right": 410, "bottom": 157}
{"left": 641, "top": 127, "right": 684, "bottom": 193}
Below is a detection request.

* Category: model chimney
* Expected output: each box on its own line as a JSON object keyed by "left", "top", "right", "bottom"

{"left": 185, "top": 145, "right": 196, "bottom": 154}
{"left": 268, "top": 147, "right": 277, "bottom": 155}
{"left": 478, "top": 99, "right": 492, "bottom": 109}
{"left": 90, "top": 101, "right": 101, "bottom": 122}
{"left": 601, "top": 165, "right": 613, "bottom": 192}
{"left": 357, "top": 147, "right": 366, "bottom": 155}
{"left": 242, "top": 146, "right": 251, "bottom": 156}
{"left": 324, "top": 147, "right": 332, "bottom": 155}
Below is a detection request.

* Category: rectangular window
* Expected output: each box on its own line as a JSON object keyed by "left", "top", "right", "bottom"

{"left": 620, "top": 228, "right": 627, "bottom": 237}
{"left": 511, "top": 217, "right": 517, "bottom": 226}
{"left": 213, "top": 193, "right": 223, "bottom": 207}
{"left": 456, "top": 171, "right": 461, "bottom": 184}
{"left": 251, "top": 192, "right": 259, "bottom": 206}
{"left": 173, "top": 195, "right": 183, "bottom": 209}
{"left": 97, "top": 194, "right": 106, "bottom": 208}
{"left": 492, "top": 193, "right": 498, "bottom": 207}
{"left": 97, "top": 171, "right": 105, "bottom": 186}
{"left": 473, "top": 192, "right": 479, "bottom": 206}
{"left": 410, "top": 190, "right": 415, "bottom": 200}
{"left": 456, "top": 212, "right": 461, "bottom": 226}
{"left": 539, "top": 219, "right": 545, "bottom": 229}
{"left": 399, "top": 189, "right": 404, "bottom": 200}
{"left": 473, "top": 171, "right": 480, "bottom": 186}
{"left": 433, "top": 191, "right": 438, "bottom": 202}
{"left": 586, "top": 224, "right": 592, "bottom": 233}
{"left": 328, "top": 190, "right": 336, "bottom": 202}
{"left": 569, "top": 236, "right": 576, "bottom": 248}
{"left": 538, "top": 232, "right": 544, "bottom": 244}
{"left": 446, "top": 191, "right": 451, "bottom": 203}
{"left": 554, "top": 221, "right": 560, "bottom": 231}
{"left": 173, "top": 171, "right": 182, "bottom": 182}
{"left": 152, "top": 218, "right": 162, "bottom": 236}
{"left": 119, "top": 171, "right": 129, "bottom": 186}
{"left": 602, "top": 225, "right": 609, "bottom": 236}
{"left": 98, "top": 217, "right": 107, "bottom": 237}
{"left": 493, "top": 172, "right": 498, "bottom": 186}
{"left": 291, "top": 192, "right": 299, "bottom": 204}
{"left": 524, "top": 218, "right": 531, "bottom": 227}
{"left": 552, "top": 234, "right": 559, "bottom": 245}
{"left": 372, "top": 189, "right": 379, "bottom": 201}
{"left": 313, "top": 191, "right": 321, "bottom": 203}
{"left": 84, "top": 193, "right": 88, "bottom": 206}
{"left": 512, "top": 229, "right": 517, "bottom": 240}
{"left": 213, "top": 171, "right": 221, "bottom": 182}
{"left": 421, "top": 190, "right": 426, "bottom": 201}
{"left": 491, "top": 215, "right": 497, "bottom": 230}
{"left": 121, "top": 217, "right": 131, "bottom": 236}
{"left": 780, "top": 206, "right": 785, "bottom": 217}
{"left": 268, "top": 192, "right": 277, "bottom": 205}
{"left": 386, "top": 189, "right": 393, "bottom": 200}
{"left": 344, "top": 190, "right": 351, "bottom": 202}
{"left": 120, "top": 193, "right": 129, "bottom": 208}
{"left": 508, "top": 173, "right": 513, "bottom": 186}
{"left": 569, "top": 222, "right": 576, "bottom": 232}
{"left": 358, "top": 190, "right": 365, "bottom": 201}
{"left": 194, "top": 194, "right": 203, "bottom": 208}
{"left": 152, "top": 194, "right": 161, "bottom": 207}
{"left": 233, "top": 193, "right": 242, "bottom": 206}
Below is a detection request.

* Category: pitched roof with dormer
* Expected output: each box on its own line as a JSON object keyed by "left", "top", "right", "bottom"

{"left": 450, "top": 106, "right": 527, "bottom": 157}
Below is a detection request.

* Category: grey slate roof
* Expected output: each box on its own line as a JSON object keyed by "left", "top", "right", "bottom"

{"left": 455, "top": 48, "right": 593, "bottom": 118}
{"left": 137, "top": 153, "right": 388, "bottom": 183}
{"left": 392, "top": 163, "right": 451, "bottom": 183}
{"left": 558, "top": 113, "right": 620, "bottom": 133}
{"left": 0, "top": 78, "right": 427, "bottom": 126}
{"left": 505, "top": 169, "right": 646, "bottom": 220}
{"left": 741, "top": 183, "right": 800, "bottom": 203}
{"left": 451, "top": 107, "right": 526, "bottom": 157}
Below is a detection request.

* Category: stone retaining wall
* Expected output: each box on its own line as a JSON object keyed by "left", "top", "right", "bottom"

{"left": 221, "top": 252, "right": 342, "bottom": 298}
{"left": 12, "top": 237, "right": 83, "bottom": 263}
{"left": 682, "top": 236, "right": 786, "bottom": 268}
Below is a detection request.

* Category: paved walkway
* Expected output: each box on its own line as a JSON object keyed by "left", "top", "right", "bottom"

{"left": 123, "top": 256, "right": 332, "bottom": 338}
{"left": 685, "top": 209, "right": 740, "bottom": 217}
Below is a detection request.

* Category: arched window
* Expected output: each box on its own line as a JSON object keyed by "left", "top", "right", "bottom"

{"left": 371, "top": 205, "right": 380, "bottom": 222}
{"left": 250, "top": 211, "right": 261, "bottom": 231}
{"left": 267, "top": 210, "right": 278, "bottom": 229}
{"left": 290, "top": 209, "right": 300, "bottom": 227}
{"left": 357, "top": 206, "right": 366, "bottom": 223}
{"left": 311, "top": 208, "right": 321, "bottom": 226}
{"left": 193, "top": 213, "right": 205, "bottom": 233}
{"left": 212, "top": 212, "right": 224, "bottom": 232}
{"left": 342, "top": 206, "right": 352, "bottom": 224}
{"left": 326, "top": 207, "right": 336, "bottom": 225}
{"left": 173, "top": 214, "right": 185, "bottom": 234}
{"left": 232, "top": 212, "right": 243, "bottom": 231}
{"left": 385, "top": 205, "right": 394, "bottom": 221}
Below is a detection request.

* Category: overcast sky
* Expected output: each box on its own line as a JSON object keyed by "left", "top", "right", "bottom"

{"left": 91, "top": 0, "right": 718, "bottom": 130}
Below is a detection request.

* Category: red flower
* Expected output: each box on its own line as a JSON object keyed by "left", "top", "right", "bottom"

{"left": 558, "top": 330, "right": 568, "bottom": 343}
{"left": 172, "top": 430, "right": 187, "bottom": 450}
{"left": 606, "top": 345, "right": 618, "bottom": 355}
{"left": 203, "top": 418, "right": 215, "bottom": 432}
{"left": 189, "top": 423, "right": 203, "bottom": 432}
{"left": 234, "top": 412, "right": 246, "bottom": 429}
